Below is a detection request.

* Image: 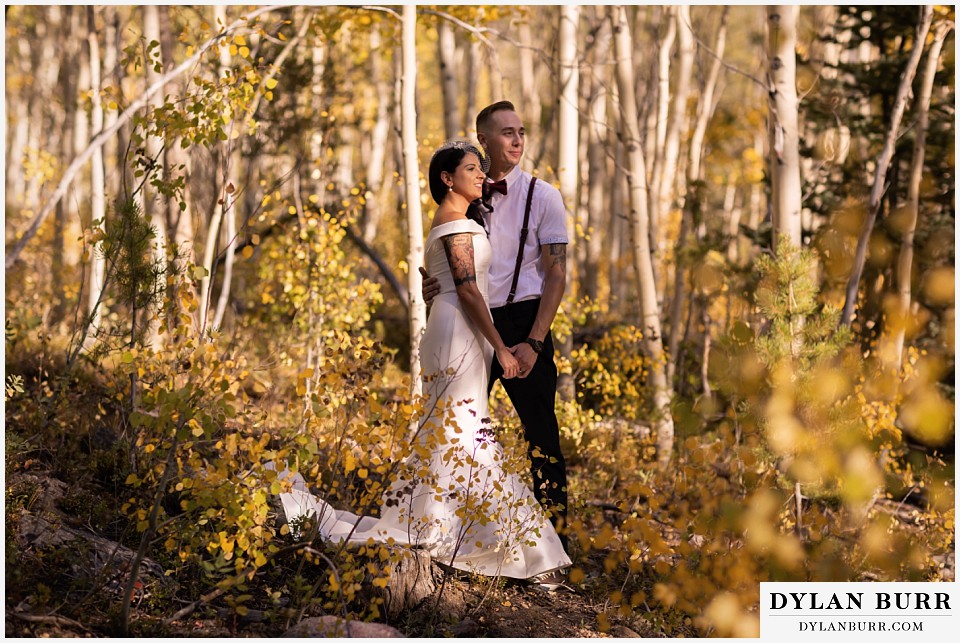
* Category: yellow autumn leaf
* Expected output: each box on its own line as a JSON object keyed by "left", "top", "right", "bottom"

{"left": 265, "top": 77, "right": 278, "bottom": 89}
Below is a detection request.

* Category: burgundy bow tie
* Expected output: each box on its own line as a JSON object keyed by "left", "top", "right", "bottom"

{"left": 483, "top": 179, "right": 508, "bottom": 198}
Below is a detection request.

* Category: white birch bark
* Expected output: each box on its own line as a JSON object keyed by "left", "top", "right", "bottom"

{"left": 611, "top": 5, "right": 676, "bottom": 470}
{"left": 363, "top": 25, "right": 392, "bottom": 244}
{"left": 86, "top": 6, "right": 106, "bottom": 346}
{"left": 518, "top": 19, "right": 541, "bottom": 137}
{"left": 141, "top": 4, "right": 168, "bottom": 344}
{"left": 767, "top": 6, "right": 803, "bottom": 250}
{"left": 401, "top": 5, "right": 426, "bottom": 399}
{"left": 210, "top": 5, "right": 241, "bottom": 332}
{"left": 890, "top": 22, "right": 951, "bottom": 368}
{"left": 437, "top": 19, "right": 460, "bottom": 140}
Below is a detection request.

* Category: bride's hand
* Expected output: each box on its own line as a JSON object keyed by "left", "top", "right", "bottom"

{"left": 497, "top": 346, "right": 520, "bottom": 379}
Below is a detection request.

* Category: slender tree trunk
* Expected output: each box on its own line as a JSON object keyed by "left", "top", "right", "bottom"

{"left": 86, "top": 6, "right": 106, "bottom": 346}
{"left": 438, "top": 19, "right": 459, "bottom": 140}
{"left": 210, "top": 5, "right": 241, "bottom": 332}
{"left": 51, "top": 6, "right": 76, "bottom": 326}
{"left": 103, "top": 6, "right": 121, "bottom": 198}
{"left": 160, "top": 6, "right": 195, "bottom": 268}
{"left": 5, "top": 5, "right": 290, "bottom": 270}
{"left": 658, "top": 5, "right": 693, "bottom": 230}
{"left": 611, "top": 5, "right": 676, "bottom": 470}
{"left": 7, "top": 37, "right": 31, "bottom": 200}
{"left": 463, "top": 26, "right": 478, "bottom": 136}
{"left": 518, "top": 19, "right": 541, "bottom": 133}
{"left": 667, "top": 7, "right": 727, "bottom": 381}
{"left": 363, "top": 25, "right": 391, "bottom": 244}
{"left": 25, "top": 9, "right": 62, "bottom": 212}
{"left": 889, "top": 22, "right": 950, "bottom": 368}
{"left": 401, "top": 5, "right": 426, "bottom": 399}
{"left": 583, "top": 12, "right": 610, "bottom": 305}
{"left": 649, "top": 6, "right": 676, "bottom": 240}
{"left": 556, "top": 5, "right": 579, "bottom": 402}
{"left": 841, "top": 6, "right": 933, "bottom": 327}
{"left": 140, "top": 4, "right": 168, "bottom": 345}
{"left": 767, "top": 6, "right": 803, "bottom": 250}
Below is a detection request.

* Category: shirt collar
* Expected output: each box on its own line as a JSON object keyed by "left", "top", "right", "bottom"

{"left": 502, "top": 165, "right": 523, "bottom": 189}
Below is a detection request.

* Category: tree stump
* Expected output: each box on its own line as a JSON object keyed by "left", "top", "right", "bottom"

{"left": 379, "top": 548, "right": 438, "bottom": 618}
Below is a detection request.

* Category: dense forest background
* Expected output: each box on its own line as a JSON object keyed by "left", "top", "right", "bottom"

{"left": 4, "top": 4, "right": 955, "bottom": 638}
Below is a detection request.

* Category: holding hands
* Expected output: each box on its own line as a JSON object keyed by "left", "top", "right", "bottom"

{"left": 496, "top": 345, "right": 521, "bottom": 379}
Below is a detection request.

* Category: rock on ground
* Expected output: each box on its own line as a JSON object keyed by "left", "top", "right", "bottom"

{"left": 282, "top": 615, "right": 405, "bottom": 638}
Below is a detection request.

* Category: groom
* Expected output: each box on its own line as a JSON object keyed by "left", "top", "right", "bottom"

{"left": 421, "top": 100, "right": 570, "bottom": 552}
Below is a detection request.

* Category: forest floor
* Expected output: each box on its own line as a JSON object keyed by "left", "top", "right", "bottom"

{"left": 4, "top": 463, "right": 679, "bottom": 639}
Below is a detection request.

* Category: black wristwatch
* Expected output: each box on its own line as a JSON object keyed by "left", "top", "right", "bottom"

{"left": 525, "top": 338, "right": 544, "bottom": 354}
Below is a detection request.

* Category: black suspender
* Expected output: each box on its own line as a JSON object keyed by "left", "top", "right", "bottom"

{"left": 506, "top": 177, "right": 537, "bottom": 306}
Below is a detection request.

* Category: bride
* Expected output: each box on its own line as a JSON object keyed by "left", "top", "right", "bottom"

{"left": 278, "top": 140, "right": 571, "bottom": 585}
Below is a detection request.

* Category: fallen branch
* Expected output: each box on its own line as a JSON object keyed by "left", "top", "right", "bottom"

{"left": 12, "top": 612, "right": 93, "bottom": 634}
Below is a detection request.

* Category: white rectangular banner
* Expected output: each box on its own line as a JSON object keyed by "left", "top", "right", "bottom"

{"left": 761, "top": 582, "right": 956, "bottom": 639}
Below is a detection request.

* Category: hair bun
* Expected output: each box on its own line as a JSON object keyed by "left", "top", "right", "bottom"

{"left": 430, "top": 138, "right": 490, "bottom": 175}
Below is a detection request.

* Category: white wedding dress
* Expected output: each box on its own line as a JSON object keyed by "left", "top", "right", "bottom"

{"left": 278, "top": 219, "right": 570, "bottom": 579}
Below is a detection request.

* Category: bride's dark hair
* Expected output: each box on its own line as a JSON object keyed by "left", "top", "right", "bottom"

{"left": 428, "top": 141, "right": 491, "bottom": 230}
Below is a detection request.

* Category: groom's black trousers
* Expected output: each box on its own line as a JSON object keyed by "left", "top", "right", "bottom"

{"left": 488, "top": 297, "right": 568, "bottom": 550}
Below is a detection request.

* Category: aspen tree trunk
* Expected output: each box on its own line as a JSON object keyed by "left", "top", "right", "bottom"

{"left": 649, "top": 6, "right": 676, "bottom": 237}
{"left": 667, "top": 7, "right": 727, "bottom": 381}
{"left": 438, "top": 19, "right": 460, "bottom": 140}
{"left": 86, "top": 6, "right": 106, "bottom": 346}
{"left": 6, "top": 5, "right": 289, "bottom": 270}
{"left": 767, "top": 6, "right": 803, "bottom": 250}
{"left": 141, "top": 4, "right": 168, "bottom": 344}
{"left": 463, "top": 29, "right": 479, "bottom": 136}
{"left": 401, "top": 5, "right": 426, "bottom": 399}
{"left": 518, "top": 19, "right": 541, "bottom": 134}
{"left": 583, "top": 12, "right": 610, "bottom": 305}
{"left": 363, "top": 25, "right": 392, "bottom": 244}
{"left": 25, "top": 9, "right": 62, "bottom": 212}
{"left": 51, "top": 6, "right": 76, "bottom": 325}
{"left": 658, "top": 5, "right": 693, "bottom": 230}
{"left": 556, "top": 4, "right": 579, "bottom": 402}
{"left": 334, "top": 25, "right": 356, "bottom": 195}
{"left": 890, "top": 22, "right": 951, "bottom": 369}
{"left": 841, "top": 6, "right": 933, "bottom": 327}
{"left": 7, "top": 37, "right": 31, "bottom": 199}
{"left": 210, "top": 5, "right": 241, "bottom": 332}
{"left": 103, "top": 6, "right": 121, "bottom": 198}
{"left": 611, "top": 5, "right": 676, "bottom": 470}
{"left": 160, "top": 6, "right": 194, "bottom": 267}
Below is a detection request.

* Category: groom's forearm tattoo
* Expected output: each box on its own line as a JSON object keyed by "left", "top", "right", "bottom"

{"left": 547, "top": 243, "right": 567, "bottom": 274}
{"left": 442, "top": 233, "right": 477, "bottom": 287}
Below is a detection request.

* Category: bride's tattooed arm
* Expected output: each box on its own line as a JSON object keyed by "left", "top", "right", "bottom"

{"left": 439, "top": 231, "right": 520, "bottom": 379}
{"left": 442, "top": 233, "right": 477, "bottom": 287}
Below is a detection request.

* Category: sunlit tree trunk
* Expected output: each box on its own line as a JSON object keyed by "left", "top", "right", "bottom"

{"left": 611, "top": 5, "right": 676, "bottom": 470}
{"left": 767, "top": 6, "right": 803, "bottom": 250}
{"left": 401, "top": 5, "right": 426, "bottom": 399}
{"left": 889, "top": 21, "right": 951, "bottom": 369}
{"left": 583, "top": 10, "right": 610, "bottom": 306}
{"left": 25, "top": 9, "right": 61, "bottom": 212}
{"left": 658, "top": 5, "right": 693, "bottom": 231}
{"left": 649, "top": 6, "right": 676, "bottom": 242}
{"left": 7, "top": 37, "right": 31, "bottom": 200}
{"left": 556, "top": 4, "right": 579, "bottom": 401}
{"left": 667, "top": 7, "right": 727, "bottom": 382}
{"left": 141, "top": 4, "right": 168, "bottom": 345}
{"left": 518, "top": 18, "right": 540, "bottom": 134}
{"left": 438, "top": 19, "right": 459, "bottom": 140}
{"left": 103, "top": 6, "right": 121, "bottom": 199}
{"left": 160, "top": 6, "right": 194, "bottom": 268}
{"left": 363, "top": 25, "right": 392, "bottom": 244}
{"left": 841, "top": 6, "right": 933, "bottom": 327}
{"left": 462, "top": 26, "right": 478, "bottom": 136}
{"left": 211, "top": 5, "right": 241, "bottom": 332}
{"left": 85, "top": 6, "right": 106, "bottom": 346}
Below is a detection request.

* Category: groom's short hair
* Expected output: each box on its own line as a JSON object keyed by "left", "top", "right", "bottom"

{"left": 476, "top": 101, "right": 517, "bottom": 134}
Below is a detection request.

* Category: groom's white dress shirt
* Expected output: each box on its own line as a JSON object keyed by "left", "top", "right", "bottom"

{"left": 482, "top": 166, "right": 568, "bottom": 308}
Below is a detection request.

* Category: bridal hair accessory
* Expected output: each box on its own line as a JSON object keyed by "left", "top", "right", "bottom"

{"left": 431, "top": 138, "right": 490, "bottom": 174}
